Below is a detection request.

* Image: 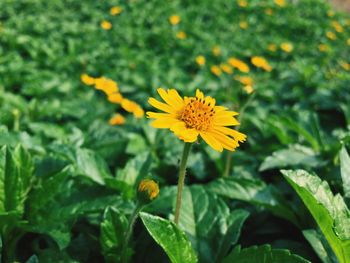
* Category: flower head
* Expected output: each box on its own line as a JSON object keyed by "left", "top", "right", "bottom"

{"left": 138, "top": 179, "right": 160, "bottom": 201}
{"left": 274, "top": 0, "right": 286, "bottom": 7}
{"left": 251, "top": 56, "right": 272, "bottom": 71}
{"left": 327, "top": 10, "right": 334, "bottom": 17}
{"left": 238, "top": 0, "right": 247, "bottom": 7}
{"left": 228, "top": 58, "right": 250, "bottom": 73}
{"left": 95, "top": 77, "right": 118, "bottom": 95}
{"left": 340, "top": 61, "right": 350, "bottom": 71}
{"left": 196, "top": 55, "right": 206, "bottom": 66}
{"left": 243, "top": 85, "right": 254, "bottom": 94}
{"left": 235, "top": 76, "right": 253, "bottom": 86}
{"left": 81, "top": 74, "right": 95, "bottom": 85}
{"left": 147, "top": 88, "right": 246, "bottom": 152}
{"left": 347, "top": 39, "right": 350, "bottom": 46}
{"left": 239, "top": 21, "right": 248, "bottom": 29}
{"left": 121, "top": 99, "right": 144, "bottom": 118}
{"left": 220, "top": 63, "right": 233, "bottom": 74}
{"left": 267, "top": 43, "right": 277, "bottom": 52}
{"left": 169, "top": 15, "right": 180, "bottom": 25}
{"left": 280, "top": 42, "right": 293, "bottom": 53}
{"left": 212, "top": 46, "right": 221, "bottom": 56}
{"left": 110, "top": 6, "right": 123, "bottom": 16}
{"left": 109, "top": 114, "right": 125, "bottom": 125}
{"left": 108, "top": 93, "right": 123, "bottom": 104}
{"left": 101, "top": 20, "right": 112, "bottom": 30}
{"left": 210, "top": 65, "right": 222, "bottom": 76}
{"left": 326, "top": 31, "right": 336, "bottom": 40}
{"left": 331, "top": 21, "right": 343, "bottom": 33}
{"left": 318, "top": 44, "right": 328, "bottom": 52}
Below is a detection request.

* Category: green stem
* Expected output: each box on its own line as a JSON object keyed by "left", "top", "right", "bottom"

{"left": 174, "top": 143, "right": 192, "bottom": 225}
{"left": 223, "top": 93, "right": 256, "bottom": 177}
{"left": 121, "top": 203, "right": 144, "bottom": 263}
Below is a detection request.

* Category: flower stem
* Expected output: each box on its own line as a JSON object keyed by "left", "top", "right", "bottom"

{"left": 121, "top": 202, "right": 144, "bottom": 263}
{"left": 174, "top": 142, "right": 192, "bottom": 225}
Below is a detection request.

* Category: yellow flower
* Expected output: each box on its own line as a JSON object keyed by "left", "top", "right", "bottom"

{"left": 327, "top": 10, "right": 334, "bottom": 17}
{"left": 239, "top": 21, "right": 248, "bottom": 29}
{"left": 212, "top": 46, "right": 221, "bottom": 56}
{"left": 101, "top": 20, "right": 112, "bottom": 30}
{"left": 345, "top": 19, "right": 350, "bottom": 26}
{"left": 147, "top": 89, "right": 246, "bottom": 152}
{"left": 339, "top": 61, "right": 350, "bottom": 71}
{"left": 274, "top": 0, "right": 286, "bottom": 7}
{"left": 251, "top": 56, "right": 272, "bottom": 71}
{"left": 121, "top": 99, "right": 143, "bottom": 118}
{"left": 228, "top": 58, "right": 250, "bottom": 73}
{"left": 331, "top": 21, "right": 343, "bottom": 33}
{"left": 243, "top": 85, "right": 254, "bottom": 94}
{"left": 109, "top": 114, "right": 125, "bottom": 126}
{"left": 210, "top": 65, "right": 222, "bottom": 76}
{"left": 280, "top": 42, "right": 293, "bottom": 53}
{"left": 347, "top": 39, "right": 350, "bottom": 46}
{"left": 318, "top": 44, "right": 328, "bottom": 52}
{"left": 196, "top": 55, "right": 206, "bottom": 66}
{"left": 95, "top": 77, "right": 118, "bottom": 95}
{"left": 110, "top": 6, "right": 123, "bottom": 16}
{"left": 265, "top": 8, "right": 273, "bottom": 15}
{"left": 267, "top": 43, "right": 277, "bottom": 52}
{"left": 176, "top": 31, "right": 186, "bottom": 39}
{"left": 235, "top": 76, "right": 253, "bottom": 86}
{"left": 326, "top": 31, "right": 336, "bottom": 40}
{"left": 220, "top": 63, "right": 233, "bottom": 74}
{"left": 238, "top": 0, "right": 247, "bottom": 7}
{"left": 138, "top": 179, "right": 160, "bottom": 200}
{"left": 169, "top": 15, "right": 180, "bottom": 25}
{"left": 108, "top": 93, "right": 123, "bottom": 104}
{"left": 80, "top": 74, "right": 95, "bottom": 86}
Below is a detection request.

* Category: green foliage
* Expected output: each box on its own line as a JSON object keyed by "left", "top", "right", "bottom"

{"left": 282, "top": 170, "right": 350, "bottom": 263}
{"left": 340, "top": 147, "right": 350, "bottom": 198}
{"left": 222, "top": 244, "right": 310, "bottom": 263}
{"left": 140, "top": 212, "right": 198, "bottom": 263}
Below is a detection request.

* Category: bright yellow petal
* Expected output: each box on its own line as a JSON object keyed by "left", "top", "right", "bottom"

{"left": 157, "top": 88, "right": 183, "bottom": 110}
{"left": 213, "top": 116, "right": 240, "bottom": 126}
{"left": 200, "top": 131, "right": 223, "bottom": 152}
{"left": 215, "top": 110, "right": 239, "bottom": 118}
{"left": 150, "top": 117, "right": 179, "bottom": 128}
{"left": 213, "top": 126, "right": 247, "bottom": 142}
{"left": 147, "top": 112, "right": 174, "bottom": 119}
{"left": 179, "top": 128, "right": 199, "bottom": 142}
{"left": 209, "top": 130, "right": 239, "bottom": 151}
{"left": 168, "top": 89, "right": 184, "bottom": 105}
{"left": 196, "top": 89, "right": 204, "bottom": 100}
{"left": 148, "top": 98, "right": 175, "bottom": 114}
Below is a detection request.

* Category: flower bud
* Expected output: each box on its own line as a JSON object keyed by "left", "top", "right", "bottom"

{"left": 137, "top": 179, "right": 159, "bottom": 203}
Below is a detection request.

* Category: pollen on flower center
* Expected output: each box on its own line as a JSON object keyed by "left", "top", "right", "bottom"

{"left": 179, "top": 97, "right": 215, "bottom": 131}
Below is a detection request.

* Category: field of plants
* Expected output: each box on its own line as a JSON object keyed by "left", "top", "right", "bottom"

{"left": 1, "top": 0, "right": 350, "bottom": 262}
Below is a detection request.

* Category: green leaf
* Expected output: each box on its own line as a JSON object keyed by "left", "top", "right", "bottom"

{"left": 340, "top": 147, "right": 350, "bottom": 198}
{"left": 303, "top": 229, "right": 338, "bottom": 263}
{"left": 100, "top": 207, "right": 128, "bottom": 263}
{"left": 179, "top": 186, "right": 249, "bottom": 263}
{"left": 259, "top": 145, "right": 322, "bottom": 171}
{"left": 0, "top": 145, "right": 33, "bottom": 215}
{"left": 140, "top": 212, "right": 198, "bottom": 263}
{"left": 25, "top": 255, "right": 39, "bottom": 263}
{"left": 222, "top": 244, "right": 310, "bottom": 263}
{"left": 206, "top": 177, "right": 298, "bottom": 224}
{"left": 281, "top": 170, "right": 350, "bottom": 263}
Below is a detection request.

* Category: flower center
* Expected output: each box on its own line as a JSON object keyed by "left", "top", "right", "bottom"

{"left": 179, "top": 97, "right": 215, "bottom": 131}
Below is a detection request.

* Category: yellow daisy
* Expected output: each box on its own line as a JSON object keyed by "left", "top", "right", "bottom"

{"left": 280, "top": 42, "right": 293, "bottom": 53}
{"left": 147, "top": 88, "right": 246, "bottom": 152}
{"left": 243, "top": 85, "right": 254, "bottom": 94}
{"left": 220, "top": 63, "right": 233, "bottom": 74}
{"left": 318, "top": 44, "right": 328, "bottom": 52}
{"left": 176, "top": 31, "right": 187, "bottom": 39}
{"left": 251, "top": 56, "right": 272, "bottom": 71}
{"left": 326, "top": 31, "right": 336, "bottom": 40}
{"left": 228, "top": 58, "right": 250, "bottom": 73}
{"left": 169, "top": 15, "right": 180, "bottom": 25}
{"left": 212, "top": 46, "right": 221, "bottom": 56}
{"left": 81, "top": 74, "right": 95, "bottom": 85}
{"left": 239, "top": 21, "right": 248, "bottom": 29}
{"left": 101, "top": 20, "right": 112, "bottom": 30}
{"left": 138, "top": 179, "right": 160, "bottom": 200}
{"left": 347, "top": 39, "right": 350, "bottom": 46}
{"left": 238, "top": 0, "right": 247, "bottom": 7}
{"left": 210, "top": 65, "right": 222, "bottom": 76}
{"left": 108, "top": 93, "right": 123, "bottom": 104}
{"left": 267, "top": 43, "right": 277, "bottom": 52}
{"left": 274, "top": 0, "right": 286, "bottom": 7}
{"left": 110, "top": 6, "right": 123, "bottom": 16}
{"left": 196, "top": 55, "right": 206, "bottom": 66}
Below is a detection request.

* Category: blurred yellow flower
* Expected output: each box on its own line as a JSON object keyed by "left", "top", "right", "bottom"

{"left": 121, "top": 99, "right": 144, "bottom": 118}
{"left": 110, "top": 6, "right": 123, "bottom": 16}
{"left": 280, "top": 42, "right": 293, "bottom": 53}
{"left": 236, "top": 76, "right": 253, "bottom": 86}
{"left": 147, "top": 88, "right": 246, "bottom": 152}
{"left": 220, "top": 63, "right": 233, "bottom": 74}
{"left": 318, "top": 44, "right": 328, "bottom": 52}
{"left": 196, "top": 55, "right": 206, "bottom": 66}
{"left": 239, "top": 21, "right": 248, "bottom": 29}
{"left": 210, "top": 65, "right": 222, "bottom": 76}
{"left": 326, "top": 31, "right": 336, "bottom": 40}
{"left": 327, "top": 10, "right": 334, "bottom": 17}
{"left": 265, "top": 8, "right": 273, "bottom": 15}
{"left": 101, "top": 20, "right": 112, "bottom": 30}
{"left": 243, "top": 85, "right": 254, "bottom": 94}
{"left": 176, "top": 31, "right": 187, "bottom": 39}
{"left": 267, "top": 43, "right": 277, "bottom": 52}
{"left": 95, "top": 77, "right": 118, "bottom": 95}
{"left": 331, "top": 21, "right": 343, "bottom": 33}
{"left": 81, "top": 74, "right": 95, "bottom": 85}
{"left": 251, "top": 56, "right": 272, "bottom": 71}
{"left": 133, "top": 107, "right": 145, "bottom": 118}
{"left": 340, "top": 61, "right": 350, "bottom": 71}
{"left": 345, "top": 19, "right": 350, "bottom": 26}
{"left": 138, "top": 179, "right": 160, "bottom": 200}
{"left": 238, "top": 0, "right": 247, "bottom": 7}
{"left": 169, "top": 15, "right": 180, "bottom": 25}
{"left": 109, "top": 114, "right": 125, "bottom": 126}
{"left": 274, "top": 0, "right": 286, "bottom": 7}
{"left": 347, "top": 39, "right": 350, "bottom": 46}
{"left": 108, "top": 93, "right": 123, "bottom": 104}
{"left": 228, "top": 57, "right": 250, "bottom": 73}
{"left": 212, "top": 46, "right": 221, "bottom": 56}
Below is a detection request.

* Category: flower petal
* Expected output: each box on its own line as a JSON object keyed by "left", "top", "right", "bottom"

{"left": 200, "top": 131, "right": 223, "bottom": 152}
{"left": 151, "top": 117, "right": 180, "bottom": 128}
{"left": 148, "top": 98, "right": 175, "bottom": 114}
